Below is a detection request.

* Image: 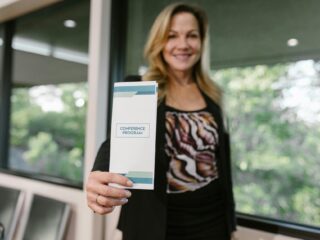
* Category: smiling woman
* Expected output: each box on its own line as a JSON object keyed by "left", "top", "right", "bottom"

{"left": 86, "top": 2, "right": 236, "bottom": 240}
{"left": 116, "top": 0, "right": 320, "bottom": 239}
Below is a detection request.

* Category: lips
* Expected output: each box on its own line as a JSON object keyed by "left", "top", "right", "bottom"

{"left": 173, "top": 53, "right": 192, "bottom": 61}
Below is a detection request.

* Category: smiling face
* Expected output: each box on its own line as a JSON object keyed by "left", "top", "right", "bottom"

{"left": 162, "top": 12, "right": 202, "bottom": 76}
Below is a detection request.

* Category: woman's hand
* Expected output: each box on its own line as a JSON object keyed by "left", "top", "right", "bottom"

{"left": 86, "top": 171, "right": 133, "bottom": 215}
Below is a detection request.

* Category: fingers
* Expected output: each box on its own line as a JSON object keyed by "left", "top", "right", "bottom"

{"left": 97, "top": 194, "right": 128, "bottom": 207}
{"left": 91, "top": 203, "right": 114, "bottom": 215}
{"left": 87, "top": 192, "right": 128, "bottom": 215}
{"left": 95, "top": 171, "right": 133, "bottom": 187}
{"left": 86, "top": 171, "right": 132, "bottom": 199}
{"left": 98, "top": 184, "right": 132, "bottom": 199}
{"left": 86, "top": 171, "right": 133, "bottom": 215}
{"left": 88, "top": 195, "right": 127, "bottom": 213}
{"left": 87, "top": 191, "right": 129, "bottom": 207}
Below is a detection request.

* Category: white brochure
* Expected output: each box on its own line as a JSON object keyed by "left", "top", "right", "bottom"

{"left": 109, "top": 81, "right": 158, "bottom": 190}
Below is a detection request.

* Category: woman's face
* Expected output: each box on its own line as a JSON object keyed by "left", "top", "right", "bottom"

{"left": 163, "top": 12, "right": 202, "bottom": 76}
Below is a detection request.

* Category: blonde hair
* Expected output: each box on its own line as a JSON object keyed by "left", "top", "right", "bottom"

{"left": 142, "top": 2, "right": 222, "bottom": 105}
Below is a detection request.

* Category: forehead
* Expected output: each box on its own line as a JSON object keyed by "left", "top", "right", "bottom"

{"left": 169, "top": 12, "right": 199, "bottom": 31}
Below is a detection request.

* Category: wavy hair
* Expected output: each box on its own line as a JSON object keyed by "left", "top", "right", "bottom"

{"left": 142, "top": 2, "right": 222, "bottom": 105}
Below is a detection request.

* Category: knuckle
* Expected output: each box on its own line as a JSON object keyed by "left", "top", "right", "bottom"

{"left": 108, "top": 187, "right": 129, "bottom": 198}
{"left": 100, "top": 196, "right": 109, "bottom": 206}
{"left": 103, "top": 197, "right": 116, "bottom": 207}
{"left": 106, "top": 185, "right": 114, "bottom": 196}
{"left": 104, "top": 198, "right": 115, "bottom": 207}
{"left": 99, "top": 184, "right": 108, "bottom": 196}
{"left": 104, "top": 172, "right": 113, "bottom": 182}
{"left": 86, "top": 181, "right": 96, "bottom": 192}
{"left": 118, "top": 190, "right": 128, "bottom": 198}
{"left": 113, "top": 190, "right": 123, "bottom": 198}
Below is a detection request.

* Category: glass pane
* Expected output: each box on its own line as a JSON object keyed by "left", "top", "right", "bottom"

{"left": 213, "top": 60, "right": 320, "bottom": 227}
{"left": 9, "top": 0, "right": 89, "bottom": 184}
{"left": 125, "top": 0, "right": 320, "bottom": 227}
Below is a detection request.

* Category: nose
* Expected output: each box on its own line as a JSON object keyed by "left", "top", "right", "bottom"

{"left": 177, "top": 36, "right": 189, "bottom": 49}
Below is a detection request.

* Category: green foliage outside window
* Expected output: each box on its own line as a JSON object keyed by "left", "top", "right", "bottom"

{"left": 213, "top": 60, "right": 320, "bottom": 227}
{"left": 10, "top": 83, "right": 87, "bottom": 184}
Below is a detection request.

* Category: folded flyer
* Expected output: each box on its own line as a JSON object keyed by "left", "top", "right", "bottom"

{"left": 109, "top": 81, "right": 158, "bottom": 190}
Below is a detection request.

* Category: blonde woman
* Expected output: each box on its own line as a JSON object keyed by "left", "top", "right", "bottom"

{"left": 86, "top": 3, "right": 236, "bottom": 240}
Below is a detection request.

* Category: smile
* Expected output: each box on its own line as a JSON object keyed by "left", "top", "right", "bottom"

{"left": 173, "top": 54, "right": 192, "bottom": 60}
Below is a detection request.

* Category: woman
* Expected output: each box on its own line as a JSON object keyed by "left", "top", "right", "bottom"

{"left": 86, "top": 3, "right": 236, "bottom": 240}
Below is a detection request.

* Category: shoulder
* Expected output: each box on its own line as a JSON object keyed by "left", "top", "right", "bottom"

{"left": 124, "top": 75, "right": 142, "bottom": 82}
{"left": 201, "top": 91, "right": 222, "bottom": 112}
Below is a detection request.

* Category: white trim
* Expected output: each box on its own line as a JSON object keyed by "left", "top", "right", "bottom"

{"left": 0, "top": 173, "right": 84, "bottom": 240}
{"left": 83, "top": 0, "right": 112, "bottom": 239}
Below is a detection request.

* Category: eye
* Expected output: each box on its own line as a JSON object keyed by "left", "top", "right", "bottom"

{"left": 167, "top": 33, "right": 177, "bottom": 39}
{"left": 188, "top": 32, "right": 200, "bottom": 39}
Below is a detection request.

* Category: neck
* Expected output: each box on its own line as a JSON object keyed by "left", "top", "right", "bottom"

{"left": 168, "top": 69, "right": 194, "bottom": 87}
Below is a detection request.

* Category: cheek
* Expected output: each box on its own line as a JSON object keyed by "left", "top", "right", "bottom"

{"left": 194, "top": 44, "right": 202, "bottom": 61}
{"left": 192, "top": 40, "right": 202, "bottom": 53}
{"left": 192, "top": 42, "right": 202, "bottom": 62}
{"left": 163, "top": 42, "right": 173, "bottom": 54}
{"left": 162, "top": 44, "right": 172, "bottom": 62}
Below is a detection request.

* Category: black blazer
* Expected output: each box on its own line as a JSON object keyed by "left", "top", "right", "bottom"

{"left": 92, "top": 75, "right": 236, "bottom": 240}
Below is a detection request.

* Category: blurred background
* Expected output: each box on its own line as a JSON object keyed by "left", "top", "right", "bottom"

{"left": 0, "top": 0, "right": 319, "bottom": 239}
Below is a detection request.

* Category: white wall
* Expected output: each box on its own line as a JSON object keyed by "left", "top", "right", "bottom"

{"left": 84, "top": 0, "right": 113, "bottom": 239}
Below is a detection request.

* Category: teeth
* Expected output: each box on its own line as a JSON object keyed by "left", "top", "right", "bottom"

{"left": 175, "top": 54, "right": 190, "bottom": 60}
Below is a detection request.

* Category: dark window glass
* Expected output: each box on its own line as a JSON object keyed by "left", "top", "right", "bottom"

{"left": 9, "top": 0, "right": 89, "bottom": 184}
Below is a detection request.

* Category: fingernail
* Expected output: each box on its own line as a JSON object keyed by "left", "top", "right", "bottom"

{"left": 121, "top": 198, "right": 128, "bottom": 203}
{"left": 127, "top": 180, "right": 133, "bottom": 186}
{"left": 125, "top": 190, "right": 131, "bottom": 198}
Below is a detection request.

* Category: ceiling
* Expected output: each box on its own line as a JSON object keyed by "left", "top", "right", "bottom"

{"left": 10, "top": 0, "right": 90, "bottom": 85}
{"left": 0, "top": 0, "right": 60, "bottom": 23}
{"left": 126, "top": 0, "right": 320, "bottom": 73}
{"left": 1, "top": 0, "right": 320, "bottom": 85}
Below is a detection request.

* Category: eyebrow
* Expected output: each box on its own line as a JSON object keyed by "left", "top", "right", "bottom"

{"left": 168, "top": 29, "right": 199, "bottom": 33}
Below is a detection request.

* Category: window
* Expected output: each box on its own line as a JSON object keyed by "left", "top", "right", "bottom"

{"left": 7, "top": 0, "right": 90, "bottom": 185}
{"left": 213, "top": 60, "right": 320, "bottom": 227}
{"left": 123, "top": 0, "right": 320, "bottom": 231}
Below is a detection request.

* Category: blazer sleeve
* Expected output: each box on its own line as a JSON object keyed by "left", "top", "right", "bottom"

{"left": 124, "top": 75, "right": 142, "bottom": 82}
{"left": 92, "top": 138, "right": 110, "bottom": 171}
{"left": 224, "top": 131, "right": 237, "bottom": 231}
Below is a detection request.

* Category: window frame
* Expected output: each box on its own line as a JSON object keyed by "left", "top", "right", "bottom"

{"left": 0, "top": 0, "right": 89, "bottom": 189}
{"left": 0, "top": 21, "right": 14, "bottom": 170}
{"left": 237, "top": 213, "right": 320, "bottom": 240}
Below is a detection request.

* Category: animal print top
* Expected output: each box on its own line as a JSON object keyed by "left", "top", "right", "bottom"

{"left": 165, "top": 105, "right": 220, "bottom": 193}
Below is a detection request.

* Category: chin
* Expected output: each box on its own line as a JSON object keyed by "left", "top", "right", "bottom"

{"left": 169, "top": 62, "right": 194, "bottom": 70}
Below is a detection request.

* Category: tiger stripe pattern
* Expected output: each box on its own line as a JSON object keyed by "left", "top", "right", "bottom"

{"left": 165, "top": 109, "right": 219, "bottom": 193}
